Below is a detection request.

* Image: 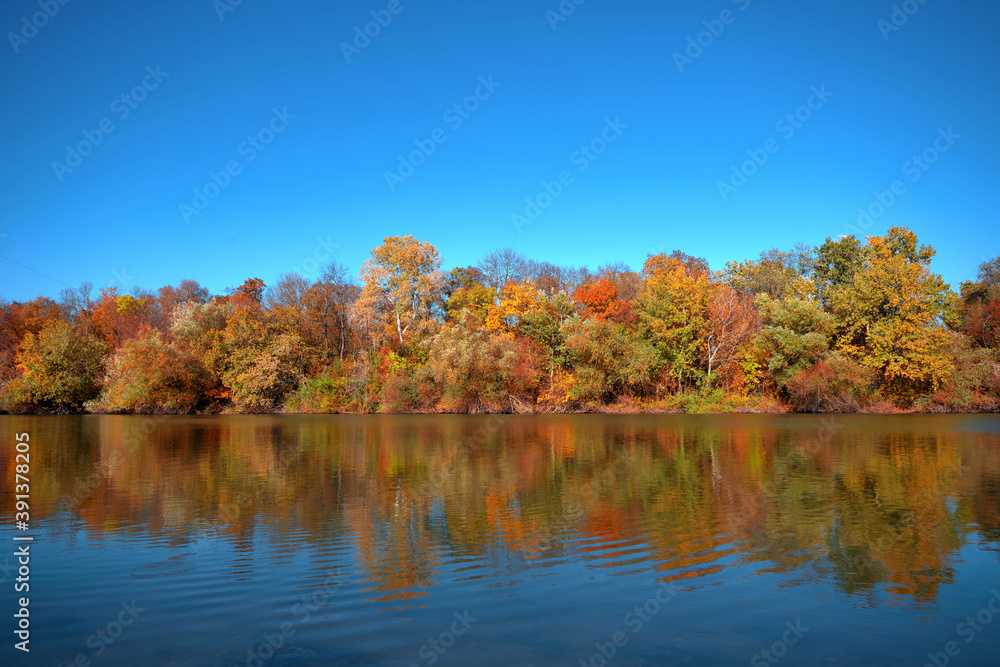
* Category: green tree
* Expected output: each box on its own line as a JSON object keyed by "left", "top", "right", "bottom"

{"left": 813, "top": 235, "right": 863, "bottom": 305}
{"left": 561, "top": 316, "right": 658, "bottom": 400}
{"left": 755, "top": 294, "right": 835, "bottom": 388}
{"left": 725, "top": 244, "right": 814, "bottom": 300}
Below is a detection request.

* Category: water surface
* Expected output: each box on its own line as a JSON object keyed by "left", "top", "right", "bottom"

{"left": 2, "top": 414, "right": 999, "bottom": 666}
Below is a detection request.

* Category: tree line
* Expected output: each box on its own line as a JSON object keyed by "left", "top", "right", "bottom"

{"left": 1, "top": 226, "right": 998, "bottom": 414}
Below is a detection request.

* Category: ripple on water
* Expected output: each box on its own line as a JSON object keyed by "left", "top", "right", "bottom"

{"left": 218, "top": 645, "right": 384, "bottom": 667}
{"left": 130, "top": 561, "right": 195, "bottom": 579}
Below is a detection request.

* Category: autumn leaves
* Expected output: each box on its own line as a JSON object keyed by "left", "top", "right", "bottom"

{"left": 0, "top": 228, "right": 997, "bottom": 414}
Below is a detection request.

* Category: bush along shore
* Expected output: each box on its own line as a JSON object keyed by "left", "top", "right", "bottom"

{"left": 2, "top": 227, "right": 998, "bottom": 416}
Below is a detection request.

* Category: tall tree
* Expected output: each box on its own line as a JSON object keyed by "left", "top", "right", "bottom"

{"left": 355, "top": 236, "right": 444, "bottom": 347}
{"left": 91, "top": 287, "right": 152, "bottom": 347}
{"left": 957, "top": 257, "right": 1000, "bottom": 350}
{"left": 813, "top": 236, "right": 863, "bottom": 305}
{"left": 477, "top": 248, "right": 528, "bottom": 296}
{"left": 305, "top": 262, "right": 360, "bottom": 361}
{"left": 444, "top": 267, "right": 493, "bottom": 324}
{"left": 755, "top": 294, "right": 836, "bottom": 388}
{"left": 703, "top": 285, "right": 758, "bottom": 386}
{"left": 725, "top": 244, "right": 814, "bottom": 300}
{"left": 636, "top": 252, "right": 712, "bottom": 390}
{"left": 830, "top": 227, "right": 957, "bottom": 396}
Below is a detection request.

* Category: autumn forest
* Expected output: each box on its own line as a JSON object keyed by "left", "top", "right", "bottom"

{"left": 2, "top": 226, "right": 998, "bottom": 415}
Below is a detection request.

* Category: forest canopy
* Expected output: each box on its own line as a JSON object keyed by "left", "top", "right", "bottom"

{"left": 2, "top": 227, "right": 998, "bottom": 414}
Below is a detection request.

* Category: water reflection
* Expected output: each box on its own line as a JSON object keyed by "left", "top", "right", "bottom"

{"left": 4, "top": 414, "right": 998, "bottom": 610}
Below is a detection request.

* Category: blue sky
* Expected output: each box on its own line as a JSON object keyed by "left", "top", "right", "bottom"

{"left": 1, "top": 0, "right": 997, "bottom": 301}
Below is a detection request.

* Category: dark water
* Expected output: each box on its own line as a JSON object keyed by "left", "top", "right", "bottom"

{"left": 2, "top": 415, "right": 999, "bottom": 666}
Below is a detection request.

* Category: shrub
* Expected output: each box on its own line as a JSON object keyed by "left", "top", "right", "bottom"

{"left": 913, "top": 333, "right": 999, "bottom": 412}
{"left": 283, "top": 361, "right": 351, "bottom": 413}
{"left": 785, "top": 354, "right": 874, "bottom": 412}
{"left": 422, "top": 318, "right": 538, "bottom": 412}
{"left": 380, "top": 367, "right": 422, "bottom": 413}
{"left": 86, "top": 331, "right": 208, "bottom": 414}
{"left": 561, "top": 316, "right": 658, "bottom": 401}
{"left": 0, "top": 321, "right": 106, "bottom": 413}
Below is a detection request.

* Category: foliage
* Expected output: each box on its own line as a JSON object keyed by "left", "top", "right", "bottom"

{"left": 355, "top": 235, "right": 443, "bottom": 347}
{"left": 813, "top": 235, "right": 863, "bottom": 306}
{"left": 209, "top": 305, "right": 302, "bottom": 411}
{"left": 1, "top": 320, "right": 106, "bottom": 412}
{"left": 829, "top": 227, "right": 957, "bottom": 397}
{"left": 572, "top": 277, "right": 636, "bottom": 325}
{"left": 91, "top": 287, "right": 152, "bottom": 346}
{"left": 284, "top": 361, "right": 351, "bottom": 413}
{"left": 785, "top": 354, "right": 873, "bottom": 412}
{"left": 1, "top": 232, "right": 997, "bottom": 415}
{"left": 561, "top": 316, "right": 658, "bottom": 400}
{"left": 755, "top": 294, "right": 835, "bottom": 388}
{"left": 703, "top": 285, "right": 759, "bottom": 386}
{"left": 725, "top": 245, "right": 814, "bottom": 300}
{"left": 517, "top": 292, "right": 576, "bottom": 385}
{"left": 422, "top": 315, "right": 538, "bottom": 412}
{"left": 912, "top": 332, "right": 1000, "bottom": 412}
{"left": 957, "top": 256, "right": 1000, "bottom": 350}
{"left": 444, "top": 267, "right": 493, "bottom": 323}
{"left": 636, "top": 252, "right": 712, "bottom": 390}
{"left": 87, "top": 331, "right": 208, "bottom": 413}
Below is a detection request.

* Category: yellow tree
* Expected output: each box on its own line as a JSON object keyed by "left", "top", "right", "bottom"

{"left": 830, "top": 227, "right": 957, "bottom": 396}
{"left": 484, "top": 280, "right": 543, "bottom": 333}
{"left": 636, "top": 252, "right": 712, "bottom": 390}
{"left": 355, "top": 236, "right": 443, "bottom": 348}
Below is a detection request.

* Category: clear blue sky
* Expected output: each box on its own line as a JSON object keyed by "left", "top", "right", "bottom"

{"left": 1, "top": 0, "right": 997, "bottom": 301}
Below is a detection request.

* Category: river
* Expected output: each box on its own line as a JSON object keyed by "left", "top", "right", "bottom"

{"left": 2, "top": 414, "right": 998, "bottom": 666}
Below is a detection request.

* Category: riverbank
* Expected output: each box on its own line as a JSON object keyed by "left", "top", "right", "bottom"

{"left": 5, "top": 392, "right": 997, "bottom": 416}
